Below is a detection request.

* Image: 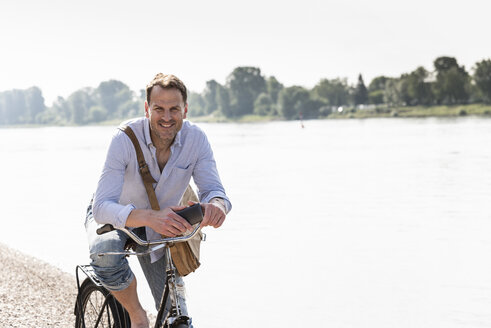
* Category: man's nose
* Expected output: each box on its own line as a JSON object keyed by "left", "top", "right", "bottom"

{"left": 162, "top": 109, "right": 171, "bottom": 121}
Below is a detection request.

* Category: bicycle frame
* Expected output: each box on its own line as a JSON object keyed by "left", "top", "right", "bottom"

{"left": 154, "top": 245, "right": 190, "bottom": 327}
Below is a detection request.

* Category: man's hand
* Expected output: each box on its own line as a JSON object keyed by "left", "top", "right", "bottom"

{"left": 127, "top": 206, "right": 193, "bottom": 237}
{"left": 154, "top": 206, "right": 193, "bottom": 236}
{"left": 188, "top": 199, "right": 226, "bottom": 228}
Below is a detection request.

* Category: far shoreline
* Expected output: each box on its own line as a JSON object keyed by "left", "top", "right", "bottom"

{"left": 1, "top": 104, "right": 490, "bottom": 128}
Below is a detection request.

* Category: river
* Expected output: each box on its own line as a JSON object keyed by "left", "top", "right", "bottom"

{"left": 1, "top": 117, "right": 490, "bottom": 327}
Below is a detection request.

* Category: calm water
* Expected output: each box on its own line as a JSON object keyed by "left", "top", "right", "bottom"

{"left": 1, "top": 117, "right": 491, "bottom": 327}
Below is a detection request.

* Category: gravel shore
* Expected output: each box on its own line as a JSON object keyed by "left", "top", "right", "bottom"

{"left": 0, "top": 243, "right": 77, "bottom": 327}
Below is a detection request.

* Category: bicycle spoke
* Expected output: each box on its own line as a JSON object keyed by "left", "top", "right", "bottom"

{"left": 105, "top": 303, "right": 113, "bottom": 327}
{"left": 84, "top": 289, "right": 113, "bottom": 327}
{"left": 76, "top": 278, "right": 130, "bottom": 328}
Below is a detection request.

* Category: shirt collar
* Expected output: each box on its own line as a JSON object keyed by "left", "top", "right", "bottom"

{"left": 173, "top": 128, "right": 182, "bottom": 147}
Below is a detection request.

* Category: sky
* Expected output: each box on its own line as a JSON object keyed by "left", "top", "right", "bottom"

{"left": 1, "top": 0, "right": 490, "bottom": 105}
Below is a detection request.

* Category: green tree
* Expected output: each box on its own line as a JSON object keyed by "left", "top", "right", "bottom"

{"left": 199, "top": 80, "right": 231, "bottom": 117}
{"left": 383, "top": 76, "right": 417, "bottom": 106}
{"left": 226, "top": 67, "right": 266, "bottom": 117}
{"left": 368, "top": 76, "right": 389, "bottom": 93}
{"left": 397, "top": 74, "right": 412, "bottom": 105}
{"left": 187, "top": 91, "right": 206, "bottom": 117}
{"left": 303, "top": 99, "right": 326, "bottom": 118}
{"left": 37, "top": 96, "right": 69, "bottom": 125}
{"left": 0, "top": 91, "right": 8, "bottom": 124}
{"left": 384, "top": 78, "right": 402, "bottom": 106}
{"left": 67, "top": 88, "right": 95, "bottom": 124}
{"left": 434, "top": 56, "right": 459, "bottom": 72}
{"left": 119, "top": 99, "right": 140, "bottom": 118}
{"left": 405, "top": 67, "right": 433, "bottom": 105}
{"left": 139, "top": 89, "right": 146, "bottom": 102}
{"left": 88, "top": 106, "right": 108, "bottom": 122}
{"left": 0, "top": 91, "right": 15, "bottom": 124}
{"left": 353, "top": 74, "right": 368, "bottom": 105}
{"left": 473, "top": 59, "right": 491, "bottom": 103}
{"left": 96, "top": 80, "right": 134, "bottom": 118}
{"left": 215, "top": 84, "right": 231, "bottom": 117}
{"left": 24, "top": 87, "right": 46, "bottom": 123}
{"left": 278, "top": 86, "right": 310, "bottom": 119}
{"left": 368, "top": 76, "right": 389, "bottom": 104}
{"left": 433, "top": 56, "right": 470, "bottom": 104}
{"left": 312, "top": 78, "right": 349, "bottom": 107}
{"left": 253, "top": 93, "right": 274, "bottom": 116}
{"left": 202, "top": 80, "right": 220, "bottom": 114}
{"left": 0, "top": 89, "right": 29, "bottom": 124}
{"left": 266, "top": 76, "right": 284, "bottom": 103}
{"left": 50, "top": 96, "right": 71, "bottom": 123}
{"left": 318, "top": 105, "right": 333, "bottom": 117}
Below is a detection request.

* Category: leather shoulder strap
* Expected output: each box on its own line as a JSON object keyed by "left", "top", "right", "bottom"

{"left": 119, "top": 125, "right": 160, "bottom": 211}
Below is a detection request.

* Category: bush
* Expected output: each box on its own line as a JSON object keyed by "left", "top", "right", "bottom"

{"left": 318, "top": 106, "right": 332, "bottom": 117}
{"left": 88, "top": 106, "right": 108, "bottom": 122}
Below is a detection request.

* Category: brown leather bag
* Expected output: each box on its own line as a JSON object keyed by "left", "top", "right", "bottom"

{"left": 119, "top": 125, "right": 202, "bottom": 276}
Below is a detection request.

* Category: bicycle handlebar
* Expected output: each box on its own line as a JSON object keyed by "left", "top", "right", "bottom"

{"left": 97, "top": 223, "right": 202, "bottom": 246}
{"left": 94, "top": 203, "right": 204, "bottom": 257}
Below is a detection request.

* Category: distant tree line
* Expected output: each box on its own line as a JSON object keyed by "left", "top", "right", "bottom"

{"left": 0, "top": 80, "right": 144, "bottom": 125}
{"left": 1, "top": 56, "right": 491, "bottom": 125}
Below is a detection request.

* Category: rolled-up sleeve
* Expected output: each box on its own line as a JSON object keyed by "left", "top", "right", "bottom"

{"left": 92, "top": 131, "right": 134, "bottom": 228}
{"left": 192, "top": 133, "right": 232, "bottom": 213}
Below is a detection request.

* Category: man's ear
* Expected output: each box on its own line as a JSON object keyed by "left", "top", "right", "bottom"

{"left": 183, "top": 103, "right": 188, "bottom": 119}
{"left": 144, "top": 101, "right": 149, "bottom": 118}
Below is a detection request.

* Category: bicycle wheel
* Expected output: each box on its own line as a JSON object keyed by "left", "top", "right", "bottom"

{"left": 75, "top": 278, "right": 130, "bottom": 328}
{"left": 166, "top": 318, "right": 190, "bottom": 328}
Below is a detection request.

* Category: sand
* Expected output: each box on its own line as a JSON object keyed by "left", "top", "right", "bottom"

{"left": 0, "top": 243, "right": 77, "bottom": 327}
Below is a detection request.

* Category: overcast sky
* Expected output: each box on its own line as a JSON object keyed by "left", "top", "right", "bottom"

{"left": 1, "top": 0, "right": 490, "bottom": 105}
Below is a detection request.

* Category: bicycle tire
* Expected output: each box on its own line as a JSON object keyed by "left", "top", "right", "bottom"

{"left": 75, "top": 278, "right": 131, "bottom": 328}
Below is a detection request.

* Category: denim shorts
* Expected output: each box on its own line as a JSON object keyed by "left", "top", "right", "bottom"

{"left": 84, "top": 202, "right": 189, "bottom": 313}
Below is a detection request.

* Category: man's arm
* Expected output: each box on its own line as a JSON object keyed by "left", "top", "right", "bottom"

{"left": 92, "top": 130, "right": 133, "bottom": 228}
{"left": 191, "top": 133, "right": 231, "bottom": 228}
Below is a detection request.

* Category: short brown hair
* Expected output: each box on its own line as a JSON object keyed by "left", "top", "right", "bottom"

{"left": 146, "top": 73, "right": 187, "bottom": 104}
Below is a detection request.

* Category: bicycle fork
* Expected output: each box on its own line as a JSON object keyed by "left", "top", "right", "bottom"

{"left": 155, "top": 245, "right": 191, "bottom": 328}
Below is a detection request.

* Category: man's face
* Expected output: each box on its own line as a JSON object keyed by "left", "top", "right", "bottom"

{"left": 145, "top": 86, "right": 187, "bottom": 145}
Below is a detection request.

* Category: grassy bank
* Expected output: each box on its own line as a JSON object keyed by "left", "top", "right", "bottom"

{"left": 328, "top": 104, "right": 491, "bottom": 119}
{"left": 192, "top": 104, "right": 491, "bottom": 122}
{"left": 191, "top": 113, "right": 280, "bottom": 123}
{"left": 2, "top": 105, "right": 491, "bottom": 129}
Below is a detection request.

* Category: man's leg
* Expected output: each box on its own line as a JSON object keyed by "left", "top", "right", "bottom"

{"left": 111, "top": 277, "right": 149, "bottom": 328}
{"left": 137, "top": 250, "right": 190, "bottom": 319}
{"left": 85, "top": 216, "right": 149, "bottom": 327}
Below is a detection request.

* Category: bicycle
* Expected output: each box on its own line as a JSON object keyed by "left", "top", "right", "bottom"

{"left": 74, "top": 204, "right": 204, "bottom": 328}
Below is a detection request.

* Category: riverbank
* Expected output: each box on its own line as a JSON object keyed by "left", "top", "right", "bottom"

{"left": 0, "top": 243, "right": 77, "bottom": 327}
{"left": 328, "top": 104, "right": 491, "bottom": 119}
{"left": 1, "top": 104, "right": 490, "bottom": 129}
{"left": 140, "top": 104, "right": 491, "bottom": 122}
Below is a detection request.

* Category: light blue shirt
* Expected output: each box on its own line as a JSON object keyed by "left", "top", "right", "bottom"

{"left": 93, "top": 117, "right": 231, "bottom": 262}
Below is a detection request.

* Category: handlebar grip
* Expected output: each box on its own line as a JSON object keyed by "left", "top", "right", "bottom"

{"left": 175, "top": 203, "right": 203, "bottom": 225}
{"left": 95, "top": 204, "right": 202, "bottom": 235}
{"left": 96, "top": 224, "right": 115, "bottom": 235}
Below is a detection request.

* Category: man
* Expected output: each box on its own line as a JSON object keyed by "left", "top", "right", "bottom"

{"left": 86, "top": 73, "right": 231, "bottom": 328}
